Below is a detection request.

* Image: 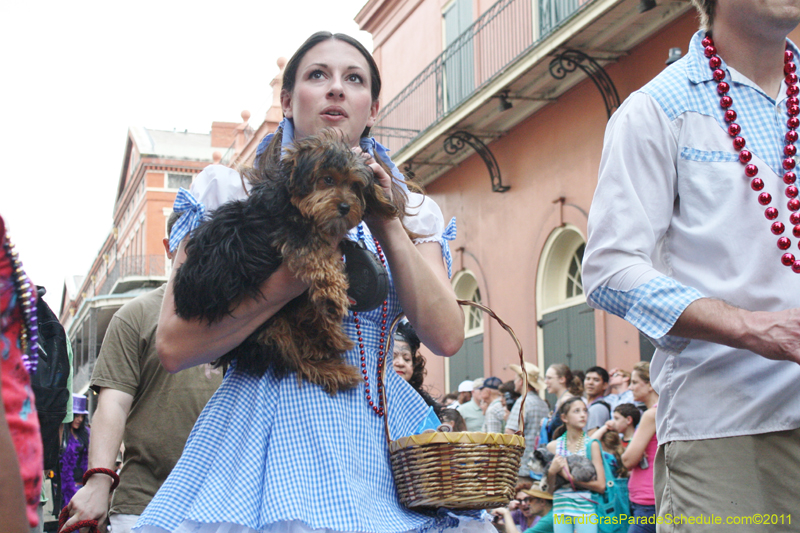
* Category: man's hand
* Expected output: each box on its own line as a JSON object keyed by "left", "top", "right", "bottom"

{"left": 62, "top": 475, "right": 112, "bottom": 532}
{"left": 741, "top": 308, "right": 800, "bottom": 364}
{"left": 670, "top": 299, "right": 800, "bottom": 365}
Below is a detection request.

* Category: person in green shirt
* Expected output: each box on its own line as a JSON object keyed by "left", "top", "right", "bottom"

{"left": 493, "top": 484, "right": 554, "bottom": 533}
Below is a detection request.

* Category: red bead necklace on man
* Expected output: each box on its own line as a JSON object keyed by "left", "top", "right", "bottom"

{"left": 702, "top": 34, "right": 800, "bottom": 273}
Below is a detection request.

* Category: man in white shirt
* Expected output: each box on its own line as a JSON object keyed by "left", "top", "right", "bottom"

{"left": 583, "top": 1, "right": 800, "bottom": 528}
{"left": 457, "top": 378, "right": 485, "bottom": 432}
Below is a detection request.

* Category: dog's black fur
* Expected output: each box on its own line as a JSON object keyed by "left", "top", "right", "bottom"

{"left": 528, "top": 447, "right": 597, "bottom": 493}
{"left": 172, "top": 130, "right": 399, "bottom": 389}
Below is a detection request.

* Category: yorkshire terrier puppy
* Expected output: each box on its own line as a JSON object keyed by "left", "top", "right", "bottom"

{"left": 173, "top": 129, "right": 401, "bottom": 394}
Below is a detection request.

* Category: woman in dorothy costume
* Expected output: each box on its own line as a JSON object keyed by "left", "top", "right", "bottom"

{"left": 131, "top": 32, "right": 493, "bottom": 533}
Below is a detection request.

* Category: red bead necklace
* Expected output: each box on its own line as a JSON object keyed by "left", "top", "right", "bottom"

{"left": 702, "top": 34, "right": 800, "bottom": 273}
{"left": 352, "top": 228, "right": 389, "bottom": 417}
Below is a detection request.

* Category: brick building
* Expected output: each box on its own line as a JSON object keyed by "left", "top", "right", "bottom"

{"left": 59, "top": 80, "right": 285, "bottom": 394}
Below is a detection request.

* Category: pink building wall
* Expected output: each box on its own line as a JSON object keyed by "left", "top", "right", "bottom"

{"left": 367, "top": 9, "right": 721, "bottom": 395}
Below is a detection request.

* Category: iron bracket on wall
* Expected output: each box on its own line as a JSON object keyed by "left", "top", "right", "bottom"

{"left": 443, "top": 131, "right": 509, "bottom": 193}
{"left": 549, "top": 49, "right": 620, "bottom": 119}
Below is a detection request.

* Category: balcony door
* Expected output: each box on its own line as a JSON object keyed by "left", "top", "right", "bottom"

{"left": 443, "top": 0, "right": 474, "bottom": 111}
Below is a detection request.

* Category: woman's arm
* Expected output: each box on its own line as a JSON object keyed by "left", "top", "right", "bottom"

{"left": 156, "top": 242, "right": 309, "bottom": 372}
{"left": 368, "top": 218, "right": 464, "bottom": 356}
{"left": 621, "top": 408, "right": 656, "bottom": 470}
{"left": 574, "top": 440, "right": 606, "bottom": 494}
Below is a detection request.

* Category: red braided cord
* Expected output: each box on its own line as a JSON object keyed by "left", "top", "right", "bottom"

{"left": 81, "top": 467, "right": 120, "bottom": 491}
{"left": 58, "top": 507, "right": 98, "bottom": 533}
{"left": 57, "top": 469, "right": 119, "bottom": 533}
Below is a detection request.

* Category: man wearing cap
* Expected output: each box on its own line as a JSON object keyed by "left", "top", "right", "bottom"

{"left": 505, "top": 363, "right": 550, "bottom": 481}
{"left": 457, "top": 377, "right": 486, "bottom": 432}
{"left": 493, "top": 484, "right": 554, "bottom": 533}
{"left": 454, "top": 379, "right": 474, "bottom": 407}
{"left": 479, "top": 377, "right": 505, "bottom": 433}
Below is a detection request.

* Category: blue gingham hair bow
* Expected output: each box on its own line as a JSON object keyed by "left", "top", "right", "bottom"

{"left": 440, "top": 217, "right": 457, "bottom": 278}
{"left": 169, "top": 188, "right": 205, "bottom": 253}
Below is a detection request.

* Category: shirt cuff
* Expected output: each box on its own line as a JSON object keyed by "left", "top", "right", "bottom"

{"left": 588, "top": 276, "right": 704, "bottom": 354}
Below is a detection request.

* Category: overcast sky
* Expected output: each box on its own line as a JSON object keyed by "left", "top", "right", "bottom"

{"left": 0, "top": 0, "right": 372, "bottom": 312}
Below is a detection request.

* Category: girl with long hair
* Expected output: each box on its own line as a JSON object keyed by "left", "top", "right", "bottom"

{"left": 545, "top": 397, "right": 605, "bottom": 533}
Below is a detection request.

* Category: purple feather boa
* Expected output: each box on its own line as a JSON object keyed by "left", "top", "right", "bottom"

{"left": 60, "top": 429, "right": 89, "bottom": 505}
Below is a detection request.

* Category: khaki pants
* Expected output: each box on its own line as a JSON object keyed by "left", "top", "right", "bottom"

{"left": 654, "top": 427, "right": 800, "bottom": 532}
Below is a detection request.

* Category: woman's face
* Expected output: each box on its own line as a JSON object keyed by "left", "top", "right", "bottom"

{"left": 281, "top": 39, "right": 379, "bottom": 147}
{"left": 544, "top": 366, "right": 564, "bottom": 394}
{"left": 392, "top": 340, "right": 414, "bottom": 382}
{"left": 71, "top": 414, "right": 84, "bottom": 430}
{"left": 630, "top": 370, "right": 652, "bottom": 402}
{"left": 561, "top": 400, "right": 588, "bottom": 430}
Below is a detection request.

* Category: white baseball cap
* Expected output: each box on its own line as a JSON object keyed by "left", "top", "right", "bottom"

{"left": 457, "top": 380, "right": 474, "bottom": 392}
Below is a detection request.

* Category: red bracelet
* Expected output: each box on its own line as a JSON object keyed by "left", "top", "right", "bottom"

{"left": 82, "top": 467, "right": 120, "bottom": 491}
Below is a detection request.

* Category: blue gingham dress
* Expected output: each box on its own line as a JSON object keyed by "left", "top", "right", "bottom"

{"left": 134, "top": 222, "right": 488, "bottom": 533}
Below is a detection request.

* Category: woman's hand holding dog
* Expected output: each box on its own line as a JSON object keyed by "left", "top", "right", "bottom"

{"left": 548, "top": 455, "right": 567, "bottom": 476}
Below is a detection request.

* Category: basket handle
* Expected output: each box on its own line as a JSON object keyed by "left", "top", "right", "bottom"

{"left": 380, "top": 299, "right": 527, "bottom": 444}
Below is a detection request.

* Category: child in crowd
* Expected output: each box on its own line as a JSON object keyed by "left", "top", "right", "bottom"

{"left": 611, "top": 403, "right": 640, "bottom": 448}
{"left": 438, "top": 409, "right": 467, "bottom": 432}
{"left": 599, "top": 430, "right": 628, "bottom": 479}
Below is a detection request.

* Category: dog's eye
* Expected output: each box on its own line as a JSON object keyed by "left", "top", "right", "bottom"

{"left": 322, "top": 176, "right": 335, "bottom": 186}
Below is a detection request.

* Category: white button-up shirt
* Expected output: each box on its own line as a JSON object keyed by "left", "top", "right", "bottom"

{"left": 583, "top": 32, "right": 800, "bottom": 443}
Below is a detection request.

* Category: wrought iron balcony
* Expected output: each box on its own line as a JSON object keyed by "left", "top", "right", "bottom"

{"left": 98, "top": 254, "right": 169, "bottom": 296}
{"left": 372, "top": 0, "right": 584, "bottom": 153}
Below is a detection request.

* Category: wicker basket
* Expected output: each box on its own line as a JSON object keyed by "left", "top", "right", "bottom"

{"left": 381, "top": 300, "right": 528, "bottom": 510}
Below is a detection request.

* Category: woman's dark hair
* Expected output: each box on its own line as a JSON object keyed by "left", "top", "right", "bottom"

{"left": 254, "top": 31, "right": 381, "bottom": 172}
{"left": 549, "top": 363, "right": 583, "bottom": 397}
{"left": 67, "top": 416, "right": 90, "bottom": 448}
{"left": 438, "top": 408, "right": 467, "bottom": 432}
{"left": 396, "top": 322, "right": 425, "bottom": 390}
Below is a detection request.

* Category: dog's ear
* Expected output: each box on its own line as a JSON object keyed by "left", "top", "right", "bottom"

{"left": 283, "top": 142, "right": 319, "bottom": 198}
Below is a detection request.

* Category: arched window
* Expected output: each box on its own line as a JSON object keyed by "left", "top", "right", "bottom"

{"left": 448, "top": 270, "right": 484, "bottom": 391}
{"left": 536, "top": 226, "right": 595, "bottom": 405}
{"left": 566, "top": 243, "right": 585, "bottom": 300}
{"left": 453, "top": 271, "right": 483, "bottom": 337}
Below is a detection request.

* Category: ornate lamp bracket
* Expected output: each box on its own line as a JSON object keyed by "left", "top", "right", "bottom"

{"left": 549, "top": 49, "right": 620, "bottom": 119}
{"left": 443, "top": 131, "right": 509, "bottom": 193}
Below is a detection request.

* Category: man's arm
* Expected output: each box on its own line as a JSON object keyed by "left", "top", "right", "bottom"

{"left": 62, "top": 388, "right": 133, "bottom": 530}
{"left": 669, "top": 299, "right": 800, "bottom": 364}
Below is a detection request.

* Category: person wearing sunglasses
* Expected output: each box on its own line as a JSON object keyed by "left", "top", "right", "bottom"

{"left": 493, "top": 484, "right": 555, "bottom": 533}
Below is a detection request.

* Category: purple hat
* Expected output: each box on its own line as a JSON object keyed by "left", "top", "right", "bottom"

{"left": 72, "top": 394, "right": 89, "bottom": 415}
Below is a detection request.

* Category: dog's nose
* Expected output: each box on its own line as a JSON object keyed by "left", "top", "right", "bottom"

{"left": 338, "top": 203, "right": 350, "bottom": 216}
